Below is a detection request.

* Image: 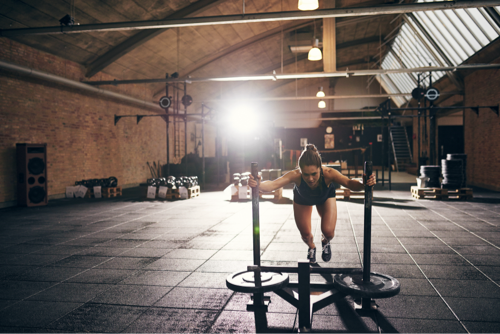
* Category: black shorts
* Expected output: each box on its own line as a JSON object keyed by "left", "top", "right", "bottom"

{"left": 293, "top": 184, "right": 337, "bottom": 206}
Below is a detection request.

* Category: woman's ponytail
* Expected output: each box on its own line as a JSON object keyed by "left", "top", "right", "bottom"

{"left": 298, "top": 144, "right": 322, "bottom": 169}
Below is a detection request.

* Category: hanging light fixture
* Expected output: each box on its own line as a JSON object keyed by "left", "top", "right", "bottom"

{"left": 317, "top": 86, "right": 326, "bottom": 108}
{"left": 298, "top": 0, "right": 319, "bottom": 11}
{"left": 308, "top": 39, "right": 322, "bottom": 61}
{"left": 308, "top": 20, "right": 322, "bottom": 61}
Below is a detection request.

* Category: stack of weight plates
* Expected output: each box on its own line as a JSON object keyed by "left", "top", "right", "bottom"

{"left": 420, "top": 165, "right": 441, "bottom": 188}
{"left": 441, "top": 159, "right": 463, "bottom": 189}
{"left": 447, "top": 154, "right": 467, "bottom": 188}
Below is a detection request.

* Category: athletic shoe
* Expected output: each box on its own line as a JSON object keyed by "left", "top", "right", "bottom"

{"left": 322, "top": 239, "right": 331, "bottom": 262}
{"left": 307, "top": 247, "right": 316, "bottom": 263}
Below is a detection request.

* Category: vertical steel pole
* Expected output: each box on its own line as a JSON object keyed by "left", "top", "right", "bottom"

{"left": 251, "top": 162, "right": 260, "bottom": 267}
{"left": 202, "top": 105, "right": 205, "bottom": 189}
{"left": 184, "top": 82, "right": 188, "bottom": 176}
{"left": 166, "top": 74, "right": 170, "bottom": 176}
{"left": 362, "top": 161, "right": 373, "bottom": 310}
{"left": 298, "top": 259, "right": 311, "bottom": 331}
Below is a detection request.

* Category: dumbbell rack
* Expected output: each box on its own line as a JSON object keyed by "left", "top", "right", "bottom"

{"left": 226, "top": 162, "right": 400, "bottom": 332}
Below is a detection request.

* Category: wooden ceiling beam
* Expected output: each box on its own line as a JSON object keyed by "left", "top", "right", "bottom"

{"left": 85, "top": 0, "right": 225, "bottom": 78}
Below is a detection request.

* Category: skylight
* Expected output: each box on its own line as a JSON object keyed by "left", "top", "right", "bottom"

{"left": 376, "top": 2, "right": 500, "bottom": 106}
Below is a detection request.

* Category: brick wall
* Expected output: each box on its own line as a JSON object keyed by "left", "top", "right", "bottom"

{"left": 0, "top": 38, "right": 167, "bottom": 206}
{"left": 464, "top": 65, "right": 500, "bottom": 191}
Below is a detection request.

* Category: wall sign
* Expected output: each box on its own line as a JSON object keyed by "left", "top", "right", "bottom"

{"left": 325, "top": 134, "right": 334, "bottom": 149}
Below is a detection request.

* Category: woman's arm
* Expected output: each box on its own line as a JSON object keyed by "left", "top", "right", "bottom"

{"left": 249, "top": 169, "right": 299, "bottom": 192}
{"left": 324, "top": 167, "right": 376, "bottom": 191}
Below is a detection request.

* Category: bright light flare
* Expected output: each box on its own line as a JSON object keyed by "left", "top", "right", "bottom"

{"left": 226, "top": 104, "right": 260, "bottom": 134}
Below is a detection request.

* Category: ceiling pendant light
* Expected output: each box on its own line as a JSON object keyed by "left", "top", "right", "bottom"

{"left": 318, "top": 100, "right": 326, "bottom": 109}
{"left": 308, "top": 39, "right": 322, "bottom": 61}
{"left": 298, "top": 0, "right": 319, "bottom": 11}
{"left": 316, "top": 87, "right": 325, "bottom": 98}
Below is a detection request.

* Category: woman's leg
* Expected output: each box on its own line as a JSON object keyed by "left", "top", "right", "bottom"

{"left": 293, "top": 201, "right": 315, "bottom": 249}
{"left": 316, "top": 197, "right": 338, "bottom": 242}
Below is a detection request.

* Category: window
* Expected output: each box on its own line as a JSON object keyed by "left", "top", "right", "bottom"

{"left": 376, "top": 1, "right": 500, "bottom": 106}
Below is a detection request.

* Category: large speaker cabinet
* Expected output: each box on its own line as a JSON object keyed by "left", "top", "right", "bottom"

{"left": 16, "top": 143, "right": 48, "bottom": 207}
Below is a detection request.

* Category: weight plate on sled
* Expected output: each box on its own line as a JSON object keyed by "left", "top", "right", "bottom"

{"left": 334, "top": 270, "right": 400, "bottom": 299}
{"left": 226, "top": 270, "right": 289, "bottom": 293}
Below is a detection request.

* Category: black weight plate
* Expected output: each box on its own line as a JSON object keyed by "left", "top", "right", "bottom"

{"left": 29, "top": 186, "right": 46, "bottom": 204}
{"left": 334, "top": 270, "right": 400, "bottom": 299}
{"left": 226, "top": 270, "right": 289, "bottom": 293}
{"left": 28, "top": 157, "right": 45, "bottom": 175}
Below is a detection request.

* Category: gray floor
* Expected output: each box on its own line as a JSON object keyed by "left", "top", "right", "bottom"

{"left": 0, "top": 185, "right": 499, "bottom": 333}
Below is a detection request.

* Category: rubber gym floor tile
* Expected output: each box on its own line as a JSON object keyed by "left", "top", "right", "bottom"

{"left": 123, "top": 308, "right": 218, "bottom": 333}
{"left": 419, "top": 264, "right": 490, "bottom": 280}
{"left": 27, "top": 283, "right": 113, "bottom": 303}
{"left": 120, "top": 247, "right": 173, "bottom": 258}
{"left": 0, "top": 281, "right": 55, "bottom": 300}
{"left": 439, "top": 237, "right": 490, "bottom": 246}
{"left": 178, "top": 272, "right": 232, "bottom": 289}
{"left": 118, "top": 270, "right": 191, "bottom": 286}
{"left": 90, "top": 284, "right": 172, "bottom": 306}
{"left": 154, "top": 287, "right": 233, "bottom": 309}
{"left": 208, "top": 310, "right": 296, "bottom": 333}
{"left": 162, "top": 248, "right": 218, "bottom": 260}
{"left": 181, "top": 239, "right": 230, "bottom": 249}
{"left": 60, "top": 238, "right": 108, "bottom": 247}
{"left": 224, "top": 292, "right": 297, "bottom": 314}
{"left": 371, "top": 253, "right": 414, "bottom": 265}
{"left": 476, "top": 266, "right": 500, "bottom": 281}
{"left": 369, "top": 237, "right": 402, "bottom": 245}
{"left": 95, "top": 256, "right": 158, "bottom": 269}
{"left": 311, "top": 314, "right": 379, "bottom": 333}
{"left": 396, "top": 278, "right": 439, "bottom": 296}
{"left": 402, "top": 244, "right": 455, "bottom": 254}
{"left": 209, "top": 250, "right": 254, "bottom": 261}
{"left": 453, "top": 245, "right": 500, "bottom": 255}
{"left": 391, "top": 230, "right": 436, "bottom": 238}
{"left": 196, "top": 260, "right": 248, "bottom": 273}
{"left": 48, "top": 303, "right": 145, "bottom": 333}
{"left": 137, "top": 240, "right": 182, "bottom": 249}
{"left": 0, "top": 265, "right": 36, "bottom": 280}
{"left": 32, "top": 245, "right": 89, "bottom": 256}
{"left": 385, "top": 318, "right": 467, "bottom": 333}
{"left": 96, "top": 239, "right": 146, "bottom": 248}
{"left": 144, "top": 258, "right": 205, "bottom": 271}
{"left": 77, "top": 246, "right": 134, "bottom": 256}
{"left": 375, "top": 295, "right": 457, "bottom": 320}
{"left": 65, "top": 268, "right": 134, "bottom": 284}
{"left": 51, "top": 255, "right": 112, "bottom": 268}
{"left": 8, "top": 266, "right": 86, "bottom": 282}
{"left": 430, "top": 279, "right": 500, "bottom": 298}
{"left": 445, "top": 297, "right": 500, "bottom": 322}
{"left": 261, "top": 250, "right": 313, "bottom": 262}
{"left": 465, "top": 254, "right": 500, "bottom": 266}
{"left": 0, "top": 300, "right": 82, "bottom": 328}
{"left": 410, "top": 254, "right": 470, "bottom": 265}
{"left": 0, "top": 254, "right": 68, "bottom": 266}
{"left": 22, "top": 237, "right": 72, "bottom": 245}
{"left": 0, "top": 243, "right": 49, "bottom": 254}
{"left": 462, "top": 320, "right": 500, "bottom": 333}
{"left": 395, "top": 237, "right": 444, "bottom": 245}
{"left": 369, "top": 244, "right": 406, "bottom": 253}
